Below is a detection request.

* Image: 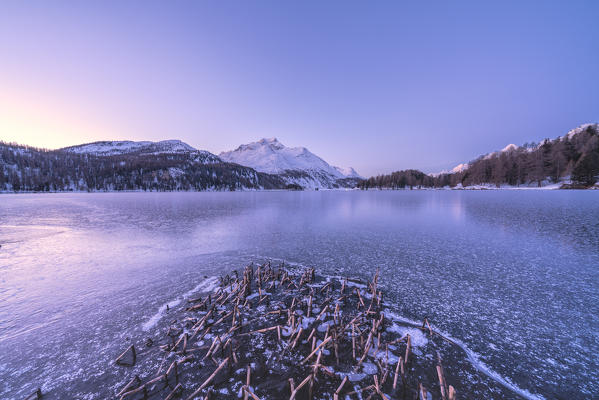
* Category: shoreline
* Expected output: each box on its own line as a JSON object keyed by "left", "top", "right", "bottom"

{"left": 1, "top": 184, "right": 598, "bottom": 194}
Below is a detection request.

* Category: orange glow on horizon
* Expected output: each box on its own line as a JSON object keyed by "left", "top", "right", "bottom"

{"left": 0, "top": 89, "right": 122, "bottom": 149}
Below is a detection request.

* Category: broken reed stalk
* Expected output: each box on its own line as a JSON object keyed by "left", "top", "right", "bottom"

{"left": 242, "top": 386, "right": 261, "bottom": 400}
{"left": 392, "top": 356, "right": 403, "bottom": 389}
{"left": 419, "top": 383, "right": 428, "bottom": 400}
{"left": 448, "top": 385, "right": 457, "bottom": 400}
{"left": 24, "top": 389, "right": 42, "bottom": 400}
{"left": 115, "top": 344, "right": 136, "bottom": 366}
{"left": 374, "top": 375, "right": 390, "bottom": 400}
{"left": 241, "top": 325, "right": 279, "bottom": 336}
{"left": 164, "top": 384, "right": 183, "bottom": 400}
{"left": 437, "top": 363, "right": 448, "bottom": 400}
{"left": 186, "top": 357, "right": 230, "bottom": 399}
{"left": 289, "top": 374, "right": 313, "bottom": 400}
{"left": 405, "top": 334, "right": 411, "bottom": 364}
{"left": 345, "top": 385, "right": 376, "bottom": 396}
{"left": 243, "top": 365, "right": 251, "bottom": 400}
{"left": 117, "top": 375, "right": 141, "bottom": 397}
{"left": 301, "top": 335, "right": 332, "bottom": 364}
{"left": 333, "top": 376, "right": 348, "bottom": 400}
{"left": 352, "top": 323, "right": 357, "bottom": 360}
{"left": 291, "top": 327, "right": 303, "bottom": 349}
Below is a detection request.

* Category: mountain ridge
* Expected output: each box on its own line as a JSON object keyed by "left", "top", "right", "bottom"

{"left": 219, "top": 137, "right": 362, "bottom": 189}
{"left": 0, "top": 137, "right": 362, "bottom": 192}
{"left": 2, "top": 122, "right": 598, "bottom": 192}
{"left": 62, "top": 139, "right": 199, "bottom": 156}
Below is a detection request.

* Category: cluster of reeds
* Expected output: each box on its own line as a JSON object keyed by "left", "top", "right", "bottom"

{"left": 112, "top": 263, "right": 457, "bottom": 400}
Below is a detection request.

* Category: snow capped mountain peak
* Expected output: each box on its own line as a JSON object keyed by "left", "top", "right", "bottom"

{"left": 221, "top": 138, "right": 352, "bottom": 176}
{"left": 258, "top": 137, "right": 282, "bottom": 146}
{"left": 232, "top": 137, "right": 286, "bottom": 154}
{"left": 333, "top": 166, "right": 363, "bottom": 179}
{"left": 220, "top": 138, "right": 361, "bottom": 188}
{"left": 62, "top": 139, "right": 199, "bottom": 156}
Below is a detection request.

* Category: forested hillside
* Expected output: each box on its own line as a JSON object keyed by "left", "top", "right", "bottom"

{"left": 0, "top": 143, "right": 286, "bottom": 192}
{"left": 359, "top": 124, "right": 599, "bottom": 189}
{"left": 3, "top": 123, "right": 598, "bottom": 192}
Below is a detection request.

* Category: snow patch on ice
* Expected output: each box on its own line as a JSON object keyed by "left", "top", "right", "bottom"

{"left": 385, "top": 309, "right": 545, "bottom": 400}
{"left": 142, "top": 276, "right": 218, "bottom": 331}
{"left": 387, "top": 323, "right": 428, "bottom": 347}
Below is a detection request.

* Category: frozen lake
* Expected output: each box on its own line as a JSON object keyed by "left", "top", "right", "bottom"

{"left": 0, "top": 191, "right": 598, "bottom": 399}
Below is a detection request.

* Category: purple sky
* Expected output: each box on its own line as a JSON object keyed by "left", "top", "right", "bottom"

{"left": 1, "top": 1, "right": 598, "bottom": 176}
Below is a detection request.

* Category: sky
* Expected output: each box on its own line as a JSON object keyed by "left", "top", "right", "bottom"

{"left": 1, "top": 1, "right": 598, "bottom": 176}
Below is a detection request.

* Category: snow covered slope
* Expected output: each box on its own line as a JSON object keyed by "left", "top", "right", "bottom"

{"left": 433, "top": 144, "right": 518, "bottom": 176}
{"left": 451, "top": 163, "right": 469, "bottom": 173}
{"left": 219, "top": 138, "right": 362, "bottom": 188}
{"left": 333, "top": 166, "right": 362, "bottom": 178}
{"left": 61, "top": 140, "right": 222, "bottom": 164}
{"left": 483, "top": 143, "right": 519, "bottom": 160}
{"left": 565, "top": 123, "right": 598, "bottom": 140}
{"left": 56, "top": 137, "right": 363, "bottom": 190}
{"left": 62, "top": 140, "right": 197, "bottom": 156}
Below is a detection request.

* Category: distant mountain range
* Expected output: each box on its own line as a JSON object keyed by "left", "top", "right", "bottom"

{"left": 0, "top": 138, "right": 360, "bottom": 192}
{"left": 1, "top": 123, "right": 598, "bottom": 192}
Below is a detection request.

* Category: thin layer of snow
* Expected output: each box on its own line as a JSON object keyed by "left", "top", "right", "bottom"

{"left": 430, "top": 162, "right": 469, "bottom": 177}
{"left": 483, "top": 143, "right": 519, "bottom": 160}
{"left": 429, "top": 122, "right": 597, "bottom": 178}
{"left": 452, "top": 181, "right": 564, "bottom": 190}
{"left": 386, "top": 323, "right": 428, "bottom": 347}
{"left": 565, "top": 123, "right": 597, "bottom": 139}
{"left": 501, "top": 143, "right": 518, "bottom": 153}
{"left": 451, "top": 163, "right": 469, "bottom": 173}
{"left": 141, "top": 276, "right": 218, "bottom": 331}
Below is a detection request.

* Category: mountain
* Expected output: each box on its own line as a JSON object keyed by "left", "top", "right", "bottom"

{"left": 62, "top": 139, "right": 200, "bottom": 157}
{"left": 219, "top": 138, "right": 362, "bottom": 189}
{"left": 0, "top": 137, "right": 363, "bottom": 192}
{"left": 0, "top": 140, "right": 287, "bottom": 192}
{"left": 62, "top": 140, "right": 222, "bottom": 164}
{"left": 333, "top": 166, "right": 362, "bottom": 178}
{"left": 436, "top": 144, "right": 518, "bottom": 176}
{"left": 360, "top": 123, "right": 599, "bottom": 189}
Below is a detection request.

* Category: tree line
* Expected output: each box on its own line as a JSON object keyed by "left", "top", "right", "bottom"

{"left": 0, "top": 143, "right": 286, "bottom": 192}
{"left": 359, "top": 124, "right": 599, "bottom": 189}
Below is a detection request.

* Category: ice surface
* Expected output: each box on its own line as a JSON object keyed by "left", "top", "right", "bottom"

{"left": 0, "top": 191, "right": 597, "bottom": 399}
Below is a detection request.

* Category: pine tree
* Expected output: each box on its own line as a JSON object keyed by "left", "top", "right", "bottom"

{"left": 572, "top": 152, "right": 599, "bottom": 186}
